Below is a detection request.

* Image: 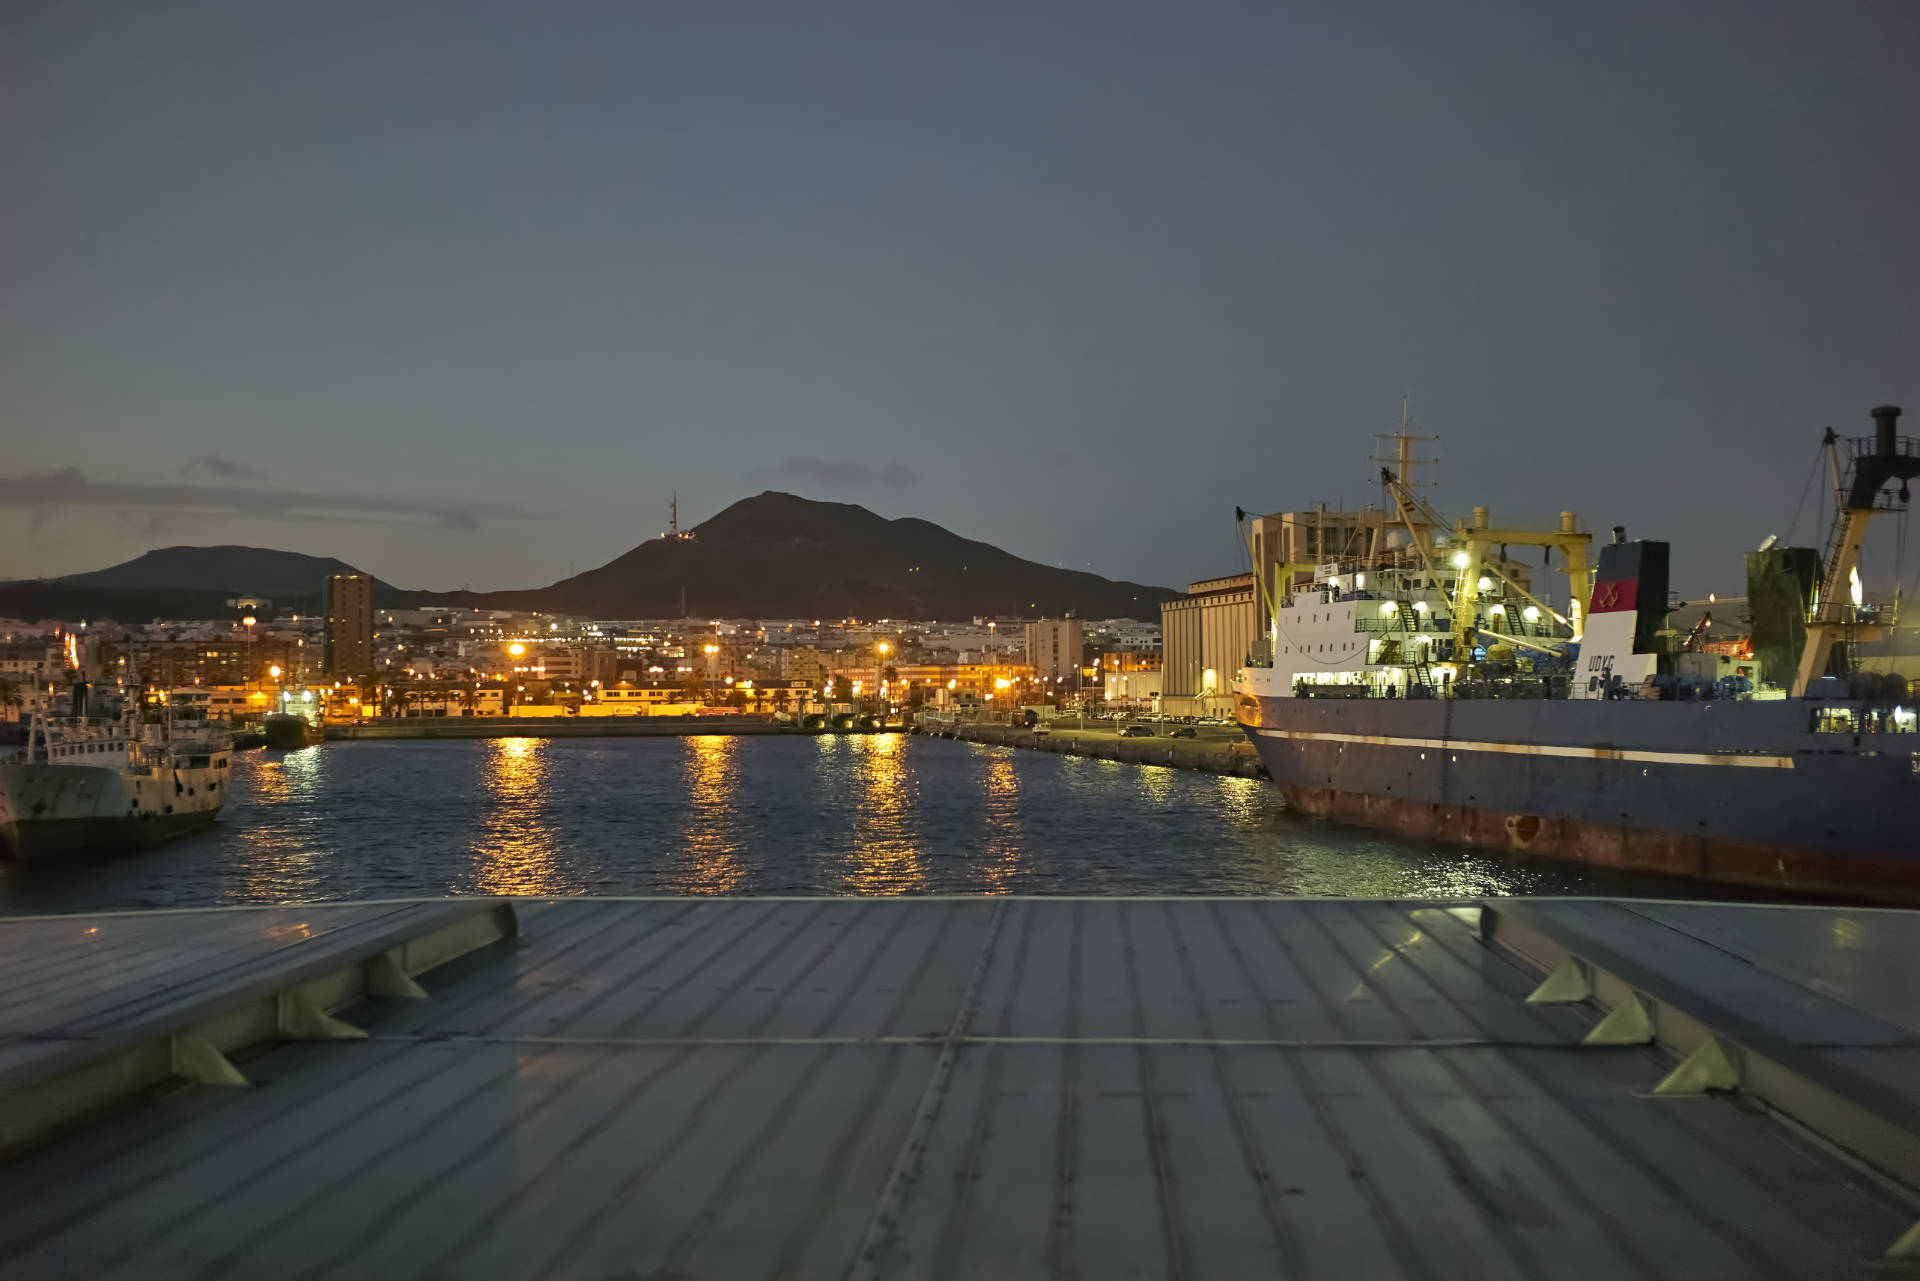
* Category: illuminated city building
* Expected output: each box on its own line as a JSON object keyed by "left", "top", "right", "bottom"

{"left": 322, "top": 572, "right": 374, "bottom": 677}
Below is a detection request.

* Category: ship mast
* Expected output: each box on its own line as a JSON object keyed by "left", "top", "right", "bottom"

{"left": 1791, "top": 406, "right": 1917, "bottom": 695}
{"left": 1373, "top": 398, "right": 1440, "bottom": 575}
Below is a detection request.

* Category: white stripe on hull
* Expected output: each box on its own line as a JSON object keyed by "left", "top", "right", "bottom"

{"left": 1249, "top": 725, "right": 1795, "bottom": 770}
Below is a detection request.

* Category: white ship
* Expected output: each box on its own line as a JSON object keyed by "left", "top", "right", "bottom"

{"left": 0, "top": 711, "right": 233, "bottom": 861}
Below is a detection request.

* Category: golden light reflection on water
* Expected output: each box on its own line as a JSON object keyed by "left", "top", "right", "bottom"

{"left": 236, "top": 747, "right": 327, "bottom": 899}
{"left": 974, "top": 749, "right": 1023, "bottom": 893}
{"left": 249, "top": 745, "right": 321, "bottom": 807}
{"left": 1138, "top": 763, "right": 1174, "bottom": 805}
{"left": 677, "top": 734, "right": 746, "bottom": 892}
{"left": 843, "top": 733, "right": 927, "bottom": 893}
{"left": 473, "top": 737, "right": 565, "bottom": 895}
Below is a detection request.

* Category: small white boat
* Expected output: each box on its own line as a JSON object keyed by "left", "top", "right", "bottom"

{"left": 0, "top": 710, "right": 233, "bottom": 861}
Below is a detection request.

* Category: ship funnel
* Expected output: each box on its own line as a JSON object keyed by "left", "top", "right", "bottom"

{"left": 1611, "top": 525, "right": 1627, "bottom": 544}
{"left": 1873, "top": 404, "right": 1902, "bottom": 457}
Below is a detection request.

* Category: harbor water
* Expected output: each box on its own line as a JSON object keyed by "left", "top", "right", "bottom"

{"left": 0, "top": 734, "right": 1725, "bottom": 916}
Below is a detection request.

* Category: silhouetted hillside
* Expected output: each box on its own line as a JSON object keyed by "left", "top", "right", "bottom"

{"left": 445, "top": 492, "right": 1174, "bottom": 619}
{"left": 57, "top": 546, "right": 396, "bottom": 596}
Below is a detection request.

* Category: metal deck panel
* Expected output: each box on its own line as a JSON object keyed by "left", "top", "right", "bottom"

{"left": 0, "top": 901, "right": 506, "bottom": 1094}
{"left": 1, "top": 897, "right": 1916, "bottom": 1280}
{"left": 1623, "top": 901, "right": 1920, "bottom": 1035}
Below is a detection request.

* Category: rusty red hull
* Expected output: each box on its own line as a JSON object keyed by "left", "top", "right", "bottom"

{"left": 1278, "top": 782, "right": 1920, "bottom": 904}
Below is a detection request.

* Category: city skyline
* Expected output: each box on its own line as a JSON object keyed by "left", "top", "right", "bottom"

{"left": 4, "top": 2, "right": 1917, "bottom": 596}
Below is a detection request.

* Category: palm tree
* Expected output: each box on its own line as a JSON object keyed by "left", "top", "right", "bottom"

{"left": 0, "top": 678, "right": 19, "bottom": 722}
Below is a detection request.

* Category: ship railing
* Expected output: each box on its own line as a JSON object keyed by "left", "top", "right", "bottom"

{"left": 1844, "top": 433, "right": 1920, "bottom": 462}
{"left": 1354, "top": 615, "right": 1449, "bottom": 634}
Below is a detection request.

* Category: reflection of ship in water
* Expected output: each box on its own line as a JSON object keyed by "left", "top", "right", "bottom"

{"left": 0, "top": 691, "right": 233, "bottom": 861}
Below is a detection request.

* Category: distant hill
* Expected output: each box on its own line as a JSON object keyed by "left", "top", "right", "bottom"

{"left": 57, "top": 546, "right": 397, "bottom": 597}
{"left": 443, "top": 492, "right": 1175, "bottom": 619}
{"left": 0, "top": 546, "right": 426, "bottom": 622}
{"left": 0, "top": 581, "right": 248, "bottom": 624}
{"left": 3, "top": 499, "right": 1176, "bottom": 623}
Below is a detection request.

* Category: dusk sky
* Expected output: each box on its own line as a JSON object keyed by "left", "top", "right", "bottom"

{"left": 4, "top": 1, "right": 1916, "bottom": 599}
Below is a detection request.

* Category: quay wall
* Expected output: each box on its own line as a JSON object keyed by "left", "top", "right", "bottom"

{"left": 327, "top": 717, "right": 805, "bottom": 740}
{"left": 927, "top": 721, "right": 1268, "bottom": 778}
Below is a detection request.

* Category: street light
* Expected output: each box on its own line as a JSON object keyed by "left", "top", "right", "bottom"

{"left": 704, "top": 642, "right": 719, "bottom": 705}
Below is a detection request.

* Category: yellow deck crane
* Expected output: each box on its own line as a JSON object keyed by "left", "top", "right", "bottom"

{"left": 1378, "top": 469, "right": 1594, "bottom": 657}
{"left": 1790, "top": 405, "right": 1918, "bottom": 696}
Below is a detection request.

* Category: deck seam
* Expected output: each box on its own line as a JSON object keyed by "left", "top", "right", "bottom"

{"left": 847, "top": 899, "right": 1008, "bottom": 1281}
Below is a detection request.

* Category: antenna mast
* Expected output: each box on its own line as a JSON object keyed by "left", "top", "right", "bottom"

{"left": 1372, "top": 396, "right": 1439, "bottom": 499}
{"left": 1372, "top": 396, "right": 1441, "bottom": 569}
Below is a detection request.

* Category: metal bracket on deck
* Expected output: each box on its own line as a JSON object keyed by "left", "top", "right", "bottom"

{"left": 367, "top": 949, "right": 428, "bottom": 1000}
{"left": 1885, "top": 1221, "right": 1920, "bottom": 1259}
{"left": 1652, "top": 1037, "right": 1740, "bottom": 1095}
{"left": 275, "top": 990, "right": 367, "bottom": 1040}
{"left": 1525, "top": 957, "right": 1591, "bottom": 1004}
{"left": 1583, "top": 993, "right": 1654, "bottom": 1045}
{"left": 171, "top": 1033, "right": 249, "bottom": 1087}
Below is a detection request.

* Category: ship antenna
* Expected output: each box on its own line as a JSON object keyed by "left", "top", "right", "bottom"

{"left": 1372, "top": 397, "right": 1441, "bottom": 570}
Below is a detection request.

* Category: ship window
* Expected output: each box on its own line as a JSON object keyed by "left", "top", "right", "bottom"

{"left": 1812, "top": 707, "right": 1855, "bottom": 733}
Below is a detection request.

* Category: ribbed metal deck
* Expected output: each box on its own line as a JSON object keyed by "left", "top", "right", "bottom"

{"left": 1, "top": 897, "right": 1916, "bottom": 1279}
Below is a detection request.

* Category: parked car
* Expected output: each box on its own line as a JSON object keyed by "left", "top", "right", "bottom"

{"left": 1120, "top": 724, "right": 1154, "bottom": 738}
{"left": 1170, "top": 726, "right": 1197, "bottom": 738}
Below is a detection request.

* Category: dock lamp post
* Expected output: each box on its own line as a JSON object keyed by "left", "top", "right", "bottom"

{"left": 875, "top": 641, "right": 890, "bottom": 722}
{"left": 704, "top": 643, "right": 719, "bottom": 706}
{"left": 268, "top": 665, "right": 283, "bottom": 717}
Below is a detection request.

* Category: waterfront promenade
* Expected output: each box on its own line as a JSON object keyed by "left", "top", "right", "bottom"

{"left": 1, "top": 895, "right": 1916, "bottom": 1278}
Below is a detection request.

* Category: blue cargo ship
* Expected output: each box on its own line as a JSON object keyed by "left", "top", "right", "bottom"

{"left": 1234, "top": 406, "right": 1920, "bottom": 898}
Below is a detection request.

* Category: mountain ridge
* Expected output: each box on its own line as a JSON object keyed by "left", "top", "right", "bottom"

{"left": 57, "top": 545, "right": 398, "bottom": 596}
{"left": 437, "top": 491, "right": 1176, "bottom": 618}
{"left": 2, "top": 494, "right": 1177, "bottom": 621}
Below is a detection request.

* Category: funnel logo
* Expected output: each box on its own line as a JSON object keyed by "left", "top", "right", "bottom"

{"left": 1589, "top": 578, "right": 1637, "bottom": 614}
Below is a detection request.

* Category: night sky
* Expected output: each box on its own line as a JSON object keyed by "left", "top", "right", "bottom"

{"left": 4, "top": 1, "right": 1917, "bottom": 600}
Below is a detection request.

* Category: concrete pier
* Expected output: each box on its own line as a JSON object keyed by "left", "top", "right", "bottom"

{"left": 3, "top": 894, "right": 1918, "bottom": 1277}
{"left": 928, "top": 719, "right": 1269, "bottom": 777}
{"left": 328, "top": 717, "right": 863, "bottom": 740}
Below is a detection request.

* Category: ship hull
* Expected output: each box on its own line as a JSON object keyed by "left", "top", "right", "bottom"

{"left": 2, "top": 810, "right": 219, "bottom": 860}
{"left": 1239, "top": 693, "right": 1920, "bottom": 900}
{"left": 0, "top": 761, "right": 227, "bottom": 862}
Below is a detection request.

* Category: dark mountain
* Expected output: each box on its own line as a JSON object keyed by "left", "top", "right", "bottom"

{"left": 0, "top": 546, "right": 429, "bottom": 621}
{"left": 443, "top": 492, "right": 1176, "bottom": 619}
{"left": 57, "top": 545, "right": 397, "bottom": 596}
{"left": 0, "top": 581, "right": 247, "bottom": 624}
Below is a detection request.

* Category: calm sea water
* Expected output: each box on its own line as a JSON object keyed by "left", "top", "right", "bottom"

{"left": 0, "top": 734, "right": 1697, "bottom": 915}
